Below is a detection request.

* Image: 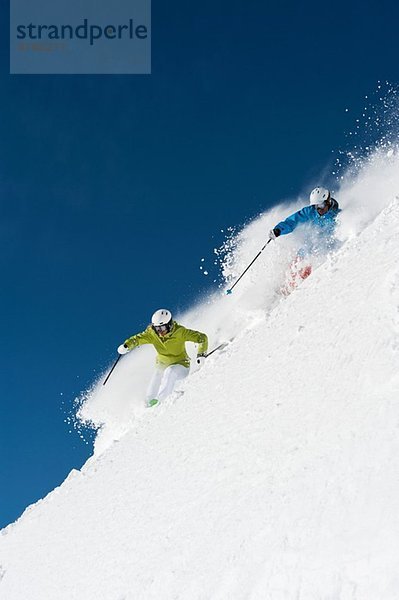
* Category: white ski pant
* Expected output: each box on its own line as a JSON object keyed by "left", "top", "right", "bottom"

{"left": 146, "top": 364, "right": 189, "bottom": 403}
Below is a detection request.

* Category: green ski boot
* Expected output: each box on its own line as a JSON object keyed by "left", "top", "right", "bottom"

{"left": 147, "top": 398, "right": 159, "bottom": 408}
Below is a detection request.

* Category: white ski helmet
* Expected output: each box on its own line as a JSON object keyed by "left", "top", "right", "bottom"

{"left": 151, "top": 308, "right": 173, "bottom": 333}
{"left": 309, "top": 186, "right": 330, "bottom": 206}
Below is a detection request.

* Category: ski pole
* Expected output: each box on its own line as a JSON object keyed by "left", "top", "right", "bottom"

{"left": 205, "top": 341, "right": 229, "bottom": 358}
{"left": 226, "top": 238, "right": 271, "bottom": 294}
{"left": 103, "top": 355, "right": 122, "bottom": 386}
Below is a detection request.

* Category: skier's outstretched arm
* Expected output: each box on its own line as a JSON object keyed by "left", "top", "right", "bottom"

{"left": 182, "top": 327, "right": 209, "bottom": 356}
{"left": 271, "top": 206, "right": 313, "bottom": 238}
{"left": 118, "top": 328, "right": 153, "bottom": 354}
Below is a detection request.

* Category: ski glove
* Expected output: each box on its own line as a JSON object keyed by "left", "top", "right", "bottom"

{"left": 269, "top": 227, "right": 281, "bottom": 241}
{"left": 196, "top": 354, "right": 206, "bottom": 368}
{"left": 117, "top": 343, "right": 130, "bottom": 355}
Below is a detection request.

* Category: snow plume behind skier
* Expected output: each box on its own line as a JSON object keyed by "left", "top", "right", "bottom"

{"left": 77, "top": 147, "right": 399, "bottom": 455}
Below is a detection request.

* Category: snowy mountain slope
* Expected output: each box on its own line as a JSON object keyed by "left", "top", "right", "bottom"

{"left": 77, "top": 148, "right": 399, "bottom": 456}
{"left": 1, "top": 194, "right": 399, "bottom": 599}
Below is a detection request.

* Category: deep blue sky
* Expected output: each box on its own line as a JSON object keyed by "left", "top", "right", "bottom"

{"left": 1, "top": 0, "right": 398, "bottom": 528}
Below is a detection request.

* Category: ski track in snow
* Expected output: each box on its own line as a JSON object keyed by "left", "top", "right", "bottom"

{"left": 1, "top": 149, "right": 399, "bottom": 599}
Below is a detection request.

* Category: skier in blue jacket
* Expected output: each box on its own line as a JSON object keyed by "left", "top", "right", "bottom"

{"left": 269, "top": 187, "right": 341, "bottom": 291}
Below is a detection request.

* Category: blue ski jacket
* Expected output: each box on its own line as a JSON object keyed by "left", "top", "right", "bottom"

{"left": 274, "top": 199, "right": 341, "bottom": 256}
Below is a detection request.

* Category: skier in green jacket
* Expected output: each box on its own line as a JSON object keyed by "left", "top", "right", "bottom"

{"left": 118, "top": 309, "right": 208, "bottom": 407}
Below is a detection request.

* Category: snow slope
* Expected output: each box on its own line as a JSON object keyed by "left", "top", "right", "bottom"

{"left": 77, "top": 148, "right": 399, "bottom": 456}
{"left": 1, "top": 180, "right": 399, "bottom": 597}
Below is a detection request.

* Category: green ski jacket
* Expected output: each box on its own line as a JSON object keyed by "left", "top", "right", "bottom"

{"left": 124, "top": 322, "right": 208, "bottom": 368}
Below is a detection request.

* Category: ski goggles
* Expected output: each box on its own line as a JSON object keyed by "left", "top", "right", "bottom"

{"left": 152, "top": 322, "right": 172, "bottom": 334}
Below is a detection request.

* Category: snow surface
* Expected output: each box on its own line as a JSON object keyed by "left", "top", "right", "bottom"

{"left": 1, "top": 150, "right": 399, "bottom": 599}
